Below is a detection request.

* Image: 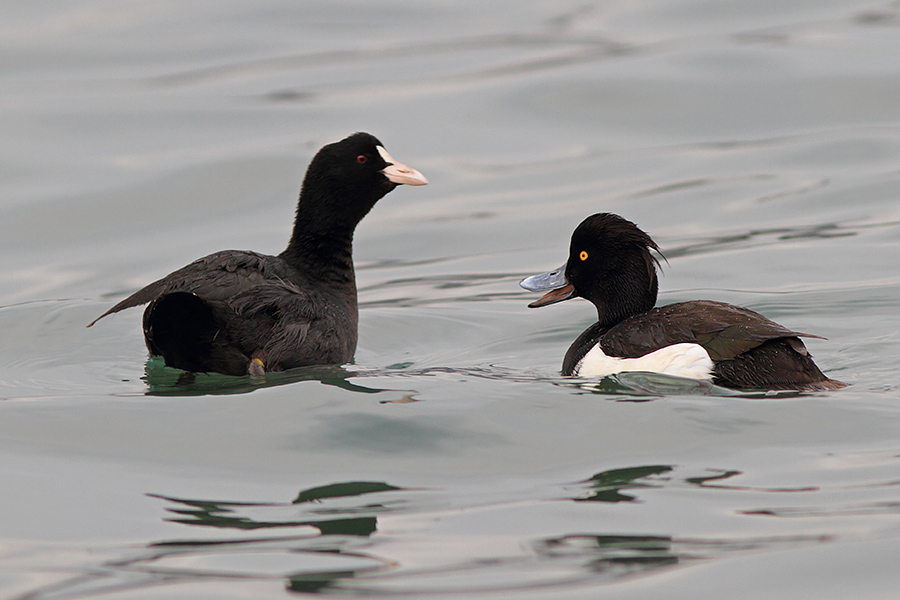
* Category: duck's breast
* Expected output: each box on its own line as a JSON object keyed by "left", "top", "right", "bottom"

{"left": 574, "top": 342, "right": 714, "bottom": 380}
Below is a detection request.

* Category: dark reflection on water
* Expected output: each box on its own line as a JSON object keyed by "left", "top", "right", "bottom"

{"left": 686, "top": 469, "right": 818, "bottom": 493}
{"left": 357, "top": 365, "right": 809, "bottom": 399}
{"left": 152, "top": 480, "right": 408, "bottom": 534}
{"left": 686, "top": 469, "right": 744, "bottom": 487}
{"left": 574, "top": 465, "right": 674, "bottom": 503}
{"left": 293, "top": 481, "right": 404, "bottom": 504}
{"left": 152, "top": 495, "right": 380, "bottom": 536}
{"left": 139, "top": 334, "right": 830, "bottom": 400}
{"left": 142, "top": 357, "right": 395, "bottom": 397}
{"left": 144, "top": 483, "right": 405, "bottom": 596}
{"left": 536, "top": 534, "right": 681, "bottom": 576}
{"left": 570, "top": 371, "right": 807, "bottom": 399}
{"left": 139, "top": 358, "right": 825, "bottom": 403}
{"left": 142, "top": 468, "right": 688, "bottom": 595}
{"left": 743, "top": 502, "right": 900, "bottom": 518}
{"left": 287, "top": 570, "right": 358, "bottom": 594}
{"left": 14, "top": 464, "right": 850, "bottom": 599}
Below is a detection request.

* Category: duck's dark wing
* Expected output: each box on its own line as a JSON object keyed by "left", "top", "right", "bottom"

{"left": 88, "top": 251, "right": 282, "bottom": 327}
{"left": 711, "top": 337, "right": 845, "bottom": 390}
{"left": 600, "top": 300, "right": 822, "bottom": 361}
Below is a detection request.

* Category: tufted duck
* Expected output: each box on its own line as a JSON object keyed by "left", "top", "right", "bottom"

{"left": 521, "top": 213, "right": 845, "bottom": 391}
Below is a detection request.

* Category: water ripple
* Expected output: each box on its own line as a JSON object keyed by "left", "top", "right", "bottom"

{"left": 10, "top": 462, "right": 887, "bottom": 598}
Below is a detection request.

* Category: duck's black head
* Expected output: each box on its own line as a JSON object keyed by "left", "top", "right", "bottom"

{"left": 283, "top": 132, "right": 427, "bottom": 274}
{"left": 521, "top": 213, "right": 662, "bottom": 327}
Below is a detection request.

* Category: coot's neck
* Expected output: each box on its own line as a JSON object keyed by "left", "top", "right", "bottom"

{"left": 279, "top": 177, "right": 375, "bottom": 287}
{"left": 280, "top": 227, "right": 356, "bottom": 287}
{"left": 279, "top": 159, "right": 391, "bottom": 292}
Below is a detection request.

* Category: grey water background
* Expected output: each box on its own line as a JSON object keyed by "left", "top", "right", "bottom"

{"left": 1, "top": 1, "right": 900, "bottom": 598}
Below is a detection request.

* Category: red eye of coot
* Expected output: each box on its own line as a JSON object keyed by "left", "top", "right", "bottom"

{"left": 357, "top": 155, "right": 367, "bottom": 164}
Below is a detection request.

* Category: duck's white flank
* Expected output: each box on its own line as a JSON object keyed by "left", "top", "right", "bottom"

{"left": 573, "top": 342, "right": 714, "bottom": 380}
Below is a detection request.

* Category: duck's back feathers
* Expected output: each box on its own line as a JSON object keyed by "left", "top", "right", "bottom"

{"left": 563, "top": 300, "right": 841, "bottom": 390}
{"left": 600, "top": 301, "right": 821, "bottom": 361}
{"left": 713, "top": 337, "right": 845, "bottom": 391}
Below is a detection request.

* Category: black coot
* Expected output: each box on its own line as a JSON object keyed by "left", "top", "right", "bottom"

{"left": 89, "top": 132, "right": 427, "bottom": 376}
{"left": 521, "top": 213, "right": 845, "bottom": 391}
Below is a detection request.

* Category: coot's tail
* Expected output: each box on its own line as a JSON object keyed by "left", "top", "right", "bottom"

{"left": 144, "top": 292, "right": 250, "bottom": 376}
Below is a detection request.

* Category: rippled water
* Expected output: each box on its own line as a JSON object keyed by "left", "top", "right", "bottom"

{"left": 2, "top": 1, "right": 900, "bottom": 598}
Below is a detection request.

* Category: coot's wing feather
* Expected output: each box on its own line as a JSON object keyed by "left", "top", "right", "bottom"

{"left": 601, "top": 300, "right": 823, "bottom": 361}
{"left": 87, "top": 251, "right": 278, "bottom": 327}
{"left": 227, "top": 280, "right": 334, "bottom": 369}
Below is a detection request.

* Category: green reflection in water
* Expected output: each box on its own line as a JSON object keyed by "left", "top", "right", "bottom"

{"left": 151, "top": 480, "right": 405, "bottom": 535}
{"left": 294, "top": 481, "right": 404, "bottom": 503}
{"left": 576, "top": 371, "right": 806, "bottom": 398}
{"left": 141, "top": 356, "right": 389, "bottom": 396}
{"left": 539, "top": 533, "right": 680, "bottom": 577}
{"left": 686, "top": 470, "right": 743, "bottom": 486}
{"left": 576, "top": 465, "right": 674, "bottom": 502}
{"left": 287, "top": 570, "right": 357, "bottom": 594}
{"left": 151, "top": 493, "right": 379, "bottom": 536}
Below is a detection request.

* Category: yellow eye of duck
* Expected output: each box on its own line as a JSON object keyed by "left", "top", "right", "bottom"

{"left": 579, "top": 250, "right": 588, "bottom": 261}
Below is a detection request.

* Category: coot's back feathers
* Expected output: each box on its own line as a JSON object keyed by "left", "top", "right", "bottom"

{"left": 88, "top": 251, "right": 278, "bottom": 327}
{"left": 523, "top": 213, "right": 844, "bottom": 391}
{"left": 89, "top": 132, "right": 427, "bottom": 376}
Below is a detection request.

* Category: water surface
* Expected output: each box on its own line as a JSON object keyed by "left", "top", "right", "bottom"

{"left": 1, "top": 1, "right": 900, "bottom": 598}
